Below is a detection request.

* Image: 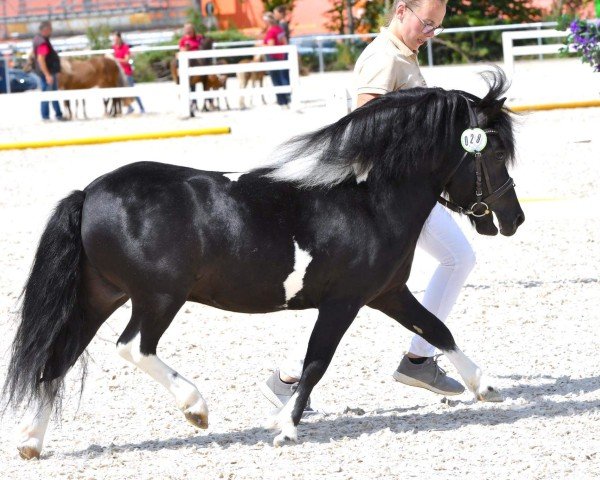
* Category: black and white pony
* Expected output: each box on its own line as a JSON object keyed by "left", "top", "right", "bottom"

{"left": 3, "top": 70, "right": 524, "bottom": 458}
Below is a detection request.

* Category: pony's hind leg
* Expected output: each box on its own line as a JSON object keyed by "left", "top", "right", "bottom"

{"left": 368, "top": 286, "right": 503, "bottom": 402}
{"left": 116, "top": 294, "right": 209, "bottom": 429}
{"left": 17, "top": 262, "right": 127, "bottom": 459}
{"left": 16, "top": 387, "right": 55, "bottom": 459}
{"left": 267, "top": 299, "right": 361, "bottom": 446}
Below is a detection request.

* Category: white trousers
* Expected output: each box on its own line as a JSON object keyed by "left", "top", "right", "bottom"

{"left": 279, "top": 203, "right": 476, "bottom": 380}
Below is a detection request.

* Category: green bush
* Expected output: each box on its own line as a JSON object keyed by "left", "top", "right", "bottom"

{"left": 130, "top": 37, "right": 178, "bottom": 83}
{"left": 327, "top": 40, "right": 366, "bottom": 71}
{"left": 206, "top": 29, "right": 252, "bottom": 43}
{"left": 86, "top": 25, "right": 112, "bottom": 50}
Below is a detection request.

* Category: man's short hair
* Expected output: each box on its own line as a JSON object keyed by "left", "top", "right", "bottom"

{"left": 274, "top": 5, "right": 287, "bottom": 14}
{"left": 39, "top": 21, "right": 52, "bottom": 32}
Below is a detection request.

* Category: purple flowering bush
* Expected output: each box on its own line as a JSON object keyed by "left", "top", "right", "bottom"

{"left": 560, "top": 17, "right": 600, "bottom": 72}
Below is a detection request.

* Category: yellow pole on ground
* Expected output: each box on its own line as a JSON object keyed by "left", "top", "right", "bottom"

{"left": 510, "top": 100, "right": 600, "bottom": 112}
{"left": 0, "top": 127, "right": 232, "bottom": 151}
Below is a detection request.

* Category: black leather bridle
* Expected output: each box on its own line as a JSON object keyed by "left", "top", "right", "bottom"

{"left": 438, "top": 100, "right": 516, "bottom": 218}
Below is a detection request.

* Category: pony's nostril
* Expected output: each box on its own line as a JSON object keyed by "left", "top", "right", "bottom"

{"left": 515, "top": 213, "right": 525, "bottom": 227}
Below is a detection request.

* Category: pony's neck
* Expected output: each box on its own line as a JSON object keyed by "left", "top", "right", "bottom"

{"left": 367, "top": 173, "right": 440, "bottom": 232}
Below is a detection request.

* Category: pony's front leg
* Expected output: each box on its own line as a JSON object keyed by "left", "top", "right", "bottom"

{"left": 267, "top": 299, "right": 360, "bottom": 446}
{"left": 368, "top": 286, "right": 503, "bottom": 402}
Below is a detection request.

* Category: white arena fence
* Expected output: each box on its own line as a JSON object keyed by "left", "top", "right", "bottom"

{"left": 21, "top": 45, "right": 300, "bottom": 117}
{"left": 502, "top": 29, "right": 574, "bottom": 73}
{"left": 177, "top": 45, "right": 300, "bottom": 116}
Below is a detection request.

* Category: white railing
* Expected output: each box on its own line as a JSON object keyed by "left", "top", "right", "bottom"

{"left": 502, "top": 29, "right": 572, "bottom": 73}
{"left": 32, "top": 86, "right": 145, "bottom": 102}
{"left": 177, "top": 45, "right": 300, "bottom": 117}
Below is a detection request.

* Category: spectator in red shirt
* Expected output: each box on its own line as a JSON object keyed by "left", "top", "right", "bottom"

{"left": 263, "top": 12, "right": 290, "bottom": 107}
{"left": 32, "top": 21, "right": 65, "bottom": 121}
{"left": 178, "top": 24, "right": 204, "bottom": 52}
{"left": 112, "top": 32, "right": 145, "bottom": 114}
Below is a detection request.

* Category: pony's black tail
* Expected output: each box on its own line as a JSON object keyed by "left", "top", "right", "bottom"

{"left": 3, "top": 190, "right": 87, "bottom": 412}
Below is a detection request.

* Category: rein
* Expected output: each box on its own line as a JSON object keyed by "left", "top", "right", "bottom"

{"left": 438, "top": 99, "right": 515, "bottom": 218}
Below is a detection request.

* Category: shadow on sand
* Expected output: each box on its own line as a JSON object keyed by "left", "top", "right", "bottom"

{"left": 62, "top": 374, "right": 600, "bottom": 458}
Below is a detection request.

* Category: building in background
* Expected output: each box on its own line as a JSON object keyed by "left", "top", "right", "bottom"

{"left": 0, "top": 0, "right": 597, "bottom": 40}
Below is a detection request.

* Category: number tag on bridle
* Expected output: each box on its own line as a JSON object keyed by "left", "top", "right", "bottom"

{"left": 461, "top": 128, "right": 488, "bottom": 153}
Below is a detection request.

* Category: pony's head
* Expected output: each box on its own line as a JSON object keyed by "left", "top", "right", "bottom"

{"left": 265, "top": 67, "right": 524, "bottom": 236}
{"left": 442, "top": 69, "right": 524, "bottom": 236}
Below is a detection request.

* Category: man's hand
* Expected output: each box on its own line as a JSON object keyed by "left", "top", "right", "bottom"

{"left": 45, "top": 74, "right": 53, "bottom": 85}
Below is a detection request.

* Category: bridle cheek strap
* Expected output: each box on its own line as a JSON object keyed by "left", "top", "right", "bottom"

{"left": 438, "top": 129, "right": 516, "bottom": 218}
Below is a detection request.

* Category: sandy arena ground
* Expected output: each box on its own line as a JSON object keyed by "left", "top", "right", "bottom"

{"left": 0, "top": 61, "right": 599, "bottom": 479}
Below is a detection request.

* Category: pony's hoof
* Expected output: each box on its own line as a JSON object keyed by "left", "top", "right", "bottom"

{"left": 476, "top": 384, "right": 504, "bottom": 402}
{"left": 273, "top": 430, "right": 298, "bottom": 447}
{"left": 18, "top": 445, "right": 40, "bottom": 460}
{"left": 182, "top": 398, "right": 209, "bottom": 429}
{"left": 184, "top": 410, "right": 209, "bottom": 429}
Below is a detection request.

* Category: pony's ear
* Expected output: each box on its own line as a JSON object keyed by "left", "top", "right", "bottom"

{"left": 479, "top": 96, "right": 507, "bottom": 121}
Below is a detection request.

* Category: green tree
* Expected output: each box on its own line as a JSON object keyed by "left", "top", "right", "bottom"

{"left": 447, "top": 1, "right": 542, "bottom": 23}
{"left": 261, "top": 0, "right": 295, "bottom": 14}
{"left": 547, "top": 0, "right": 592, "bottom": 18}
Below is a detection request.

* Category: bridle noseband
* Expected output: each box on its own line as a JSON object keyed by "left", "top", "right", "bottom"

{"left": 438, "top": 99, "right": 516, "bottom": 218}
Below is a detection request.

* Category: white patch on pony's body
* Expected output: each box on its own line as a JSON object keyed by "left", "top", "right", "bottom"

{"left": 445, "top": 348, "right": 503, "bottom": 402}
{"left": 223, "top": 172, "right": 244, "bottom": 181}
{"left": 283, "top": 241, "right": 312, "bottom": 304}
{"left": 266, "top": 392, "right": 299, "bottom": 446}
{"left": 17, "top": 400, "right": 53, "bottom": 459}
{"left": 117, "top": 332, "right": 209, "bottom": 427}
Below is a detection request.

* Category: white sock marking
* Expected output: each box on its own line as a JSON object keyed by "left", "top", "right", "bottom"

{"left": 273, "top": 392, "right": 299, "bottom": 446}
{"left": 283, "top": 241, "right": 312, "bottom": 303}
{"left": 445, "top": 348, "right": 482, "bottom": 393}
{"left": 17, "top": 400, "right": 53, "bottom": 457}
{"left": 117, "top": 333, "right": 206, "bottom": 414}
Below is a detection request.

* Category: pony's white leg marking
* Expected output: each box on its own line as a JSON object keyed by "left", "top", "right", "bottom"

{"left": 117, "top": 333, "right": 209, "bottom": 428}
{"left": 17, "top": 400, "right": 53, "bottom": 459}
{"left": 223, "top": 172, "right": 244, "bottom": 181}
{"left": 445, "top": 348, "right": 503, "bottom": 402}
{"left": 266, "top": 392, "right": 299, "bottom": 447}
{"left": 283, "top": 241, "right": 312, "bottom": 304}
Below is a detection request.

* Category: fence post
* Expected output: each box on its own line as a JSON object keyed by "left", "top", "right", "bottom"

{"left": 537, "top": 25, "right": 543, "bottom": 60}
{"left": 317, "top": 37, "right": 324, "bottom": 74}
{"left": 501, "top": 32, "right": 514, "bottom": 74}
{"left": 178, "top": 51, "right": 191, "bottom": 117}
{"left": 288, "top": 46, "right": 301, "bottom": 111}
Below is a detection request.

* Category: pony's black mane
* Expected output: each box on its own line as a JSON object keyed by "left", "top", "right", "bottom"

{"left": 264, "top": 68, "right": 515, "bottom": 188}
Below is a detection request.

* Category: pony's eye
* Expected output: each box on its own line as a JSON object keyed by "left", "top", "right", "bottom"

{"left": 496, "top": 151, "right": 506, "bottom": 161}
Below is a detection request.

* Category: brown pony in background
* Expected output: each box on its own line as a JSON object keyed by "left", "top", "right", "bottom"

{"left": 237, "top": 55, "right": 267, "bottom": 109}
{"left": 58, "top": 56, "right": 130, "bottom": 119}
{"left": 170, "top": 37, "right": 230, "bottom": 115}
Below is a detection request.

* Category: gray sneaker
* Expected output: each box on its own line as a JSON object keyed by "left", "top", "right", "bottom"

{"left": 393, "top": 354, "right": 465, "bottom": 396}
{"left": 260, "top": 369, "right": 315, "bottom": 414}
